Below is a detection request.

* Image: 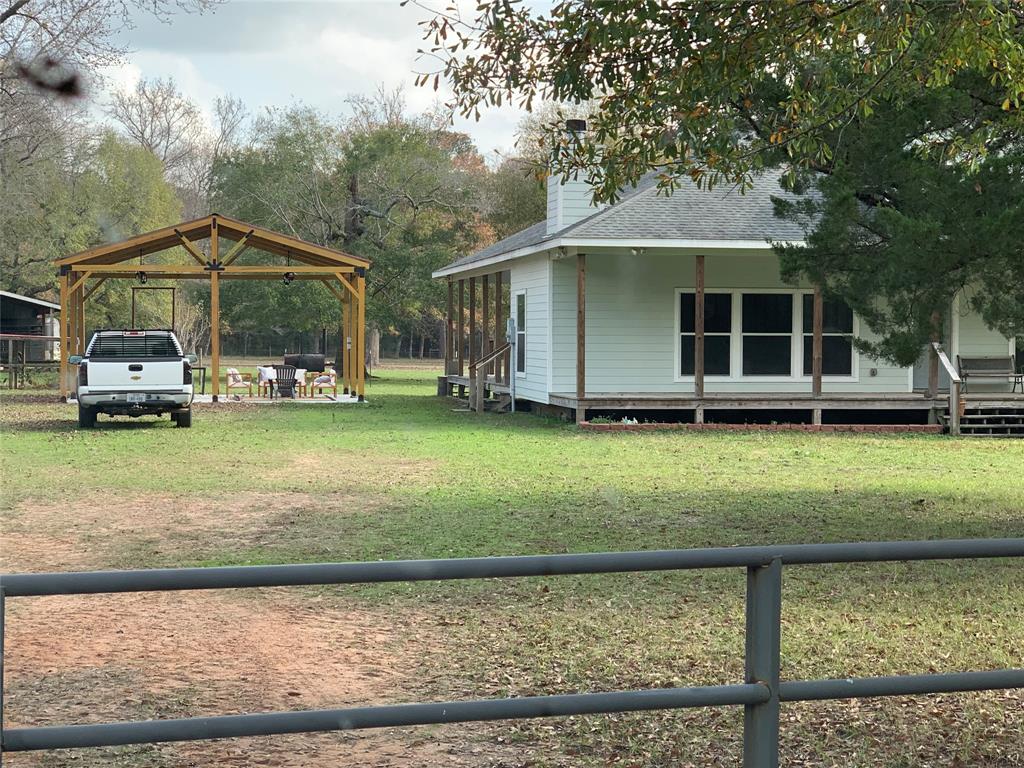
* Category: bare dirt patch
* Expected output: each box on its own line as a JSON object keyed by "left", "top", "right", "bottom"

{"left": 3, "top": 591, "right": 520, "bottom": 768}
{"left": 3, "top": 490, "right": 383, "bottom": 571}
{"left": 275, "top": 451, "right": 440, "bottom": 489}
{"left": 0, "top": 531, "right": 93, "bottom": 572}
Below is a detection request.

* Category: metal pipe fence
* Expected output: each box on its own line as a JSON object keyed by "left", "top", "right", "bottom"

{"left": 1, "top": 538, "right": 1022, "bottom": 767}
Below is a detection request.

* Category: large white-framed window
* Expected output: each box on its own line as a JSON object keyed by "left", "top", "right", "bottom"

{"left": 678, "top": 291, "right": 732, "bottom": 376}
{"left": 801, "top": 294, "right": 854, "bottom": 376}
{"left": 674, "top": 288, "right": 858, "bottom": 382}
{"left": 514, "top": 290, "right": 527, "bottom": 375}
{"left": 741, "top": 293, "right": 794, "bottom": 376}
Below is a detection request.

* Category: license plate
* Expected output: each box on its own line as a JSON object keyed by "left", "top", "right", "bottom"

{"left": 126, "top": 393, "right": 146, "bottom": 403}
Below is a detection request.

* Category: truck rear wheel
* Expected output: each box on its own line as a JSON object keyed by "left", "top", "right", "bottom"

{"left": 174, "top": 408, "right": 192, "bottom": 428}
{"left": 78, "top": 404, "right": 96, "bottom": 428}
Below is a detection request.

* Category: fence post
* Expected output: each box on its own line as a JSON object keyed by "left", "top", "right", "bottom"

{"left": 743, "top": 558, "right": 781, "bottom": 768}
{"left": 1, "top": 586, "right": 5, "bottom": 765}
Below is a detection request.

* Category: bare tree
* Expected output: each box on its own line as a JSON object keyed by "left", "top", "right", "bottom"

{"left": 175, "top": 295, "right": 210, "bottom": 358}
{"left": 1, "top": 0, "right": 220, "bottom": 100}
{"left": 176, "top": 94, "right": 248, "bottom": 216}
{"left": 107, "top": 79, "right": 249, "bottom": 216}
{"left": 107, "top": 77, "right": 205, "bottom": 173}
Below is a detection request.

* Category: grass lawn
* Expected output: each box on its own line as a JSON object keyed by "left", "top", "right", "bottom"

{"left": 1, "top": 365, "right": 1022, "bottom": 767}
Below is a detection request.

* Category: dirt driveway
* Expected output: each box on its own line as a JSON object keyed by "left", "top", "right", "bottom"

{"left": 1, "top": 494, "right": 525, "bottom": 768}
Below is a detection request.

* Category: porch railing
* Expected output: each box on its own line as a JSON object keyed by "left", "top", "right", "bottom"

{"left": 932, "top": 342, "right": 963, "bottom": 435}
{"left": 2, "top": 538, "right": 1023, "bottom": 766}
{"left": 468, "top": 342, "right": 511, "bottom": 412}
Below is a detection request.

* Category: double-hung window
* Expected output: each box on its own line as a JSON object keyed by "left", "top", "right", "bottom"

{"left": 679, "top": 292, "right": 731, "bottom": 376}
{"left": 802, "top": 295, "right": 854, "bottom": 375}
{"left": 742, "top": 294, "right": 793, "bottom": 376}
{"left": 515, "top": 291, "right": 526, "bottom": 374}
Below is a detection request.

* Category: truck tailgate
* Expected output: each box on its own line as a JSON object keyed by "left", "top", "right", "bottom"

{"left": 86, "top": 359, "right": 184, "bottom": 389}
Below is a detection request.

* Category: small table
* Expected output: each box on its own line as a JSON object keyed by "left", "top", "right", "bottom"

{"left": 258, "top": 366, "right": 278, "bottom": 398}
{"left": 192, "top": 366, "right": 207, "bottom": 395}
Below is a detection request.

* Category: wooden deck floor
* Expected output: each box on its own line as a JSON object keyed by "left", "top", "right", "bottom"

{"left": 549, "top": 392, "right": 951, "bottom": 410}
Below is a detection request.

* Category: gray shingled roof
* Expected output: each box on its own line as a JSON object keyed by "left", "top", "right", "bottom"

{"left": 439, "top": 168, "right": 814, "bottom": 273}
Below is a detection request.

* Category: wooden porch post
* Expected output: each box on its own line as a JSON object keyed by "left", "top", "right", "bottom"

{"left": 811, "top": 285, "right": 824, "bottom": 425}
{"left": 469, "top": 277, "right": 477, "bottom": 368}
{"left": 445, "top": 277, "right": 453, "bottom": 375}
{"left": 457, "top": 279, "right": 465, "bottom": 377}
{"left": 928, "top": 310, "right": 940, "bottom": 398}
{"left": 694, "top": 255, "right": 705, "bottom": 424}
{"left": 494, "top": 272, "right": 504, "bottom": 384}
{"left": 482, "top": 275, "right": 490, "bottom": 373}
{"left": 576, "top": 253, "right": 586, "bottom": 425}
{"left": 59, "top": 272, "right": 69, "bottom": 400}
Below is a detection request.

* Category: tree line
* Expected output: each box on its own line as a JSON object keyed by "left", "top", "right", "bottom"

{"left": 421, "top": 0, "right": 1024, "bottom": 365}
{"left": 1, "top": 0, "right": 548, "bottom": 359}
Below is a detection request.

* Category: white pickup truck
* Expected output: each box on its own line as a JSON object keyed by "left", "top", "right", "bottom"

{"left": 70, "top": 330, "right": 196, "bottom": 428}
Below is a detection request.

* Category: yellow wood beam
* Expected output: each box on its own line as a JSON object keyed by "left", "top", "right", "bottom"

{"left": 334, "top": 272, "right": 358, "bottom": 298}
{"left": 228, "top": 265, "right": 356, "bottom": 275}
{"left": 344, "top": 290, "right": 352, "bottom": 393}
{"left": 69, "top": 271, "right": 92, "bottom": 295}
{"left": 320, "top": 278, "right": 345, "bottom": 303}
{"left": 356, "top": 272, "right": 366, "bottom": 401}
{"left": 55, "top": 215, "right": 213, "bottom": 266}
{"left": 175, "top": 229, "right": 208, "bottom": 265}
{"left": 77, "top": 284, "right": 86, "bottom": 353}
{"left": 67, "top": 273, "right": 79, "bottom": 358}
{"left": 59, "top": 273, "right": 70, "bottom": 400}
{"left": 86, "top": 264, "right": 209, "bottom": 275}
{"left": 80, "top": 264, "right": 357, "bottom": 276}
{"left": 220, "top": 229, "right": 255, "bottom": 267}
{"left": 236, "top": 225, "right": 369, "bottom": 269}
{"left": 82, "top": 277, "right": 108, "bottom": 301}
{"left": 211, "top": 269, "right": 221, "bottom": 401}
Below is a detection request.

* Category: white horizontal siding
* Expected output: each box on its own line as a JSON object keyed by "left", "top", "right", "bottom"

{"left": 510, "top": 254, "right": 550, "bottom": 404}
{"left": 550, "top": 250, "right": 913, "bottom": 395}
{"left": 956, "top": 296, "right": 1015, "bottom": 392}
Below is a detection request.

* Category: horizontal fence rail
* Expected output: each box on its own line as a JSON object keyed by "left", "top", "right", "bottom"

{"left": 1, "top": 537, "right": 1022, "bottom": 768}
{"left": 4, "top": 538, "right": 1023, "bottom": 597}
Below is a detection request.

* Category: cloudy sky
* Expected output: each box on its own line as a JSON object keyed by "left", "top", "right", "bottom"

{"left": 101, "top": 0, "right": 537, "bottom": 159}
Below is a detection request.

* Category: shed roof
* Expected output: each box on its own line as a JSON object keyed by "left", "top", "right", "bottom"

{"left": 0, "top": 290, "right": 61, "bottom": 311}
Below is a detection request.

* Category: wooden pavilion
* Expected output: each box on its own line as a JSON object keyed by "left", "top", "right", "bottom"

{"left": 54, "top": 214, "right": 370, "bottom": 402}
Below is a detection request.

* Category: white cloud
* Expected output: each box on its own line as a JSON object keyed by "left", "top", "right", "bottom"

{"left": 91, "top": 0, "right": 531, "bottom": 152}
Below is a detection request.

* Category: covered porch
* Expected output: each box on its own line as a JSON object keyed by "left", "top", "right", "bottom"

{"left": 565, "top": 251, "right": 1019, "bottom": 434}
{"left": 440, "top": 271, "right": 513, "bottom": 411}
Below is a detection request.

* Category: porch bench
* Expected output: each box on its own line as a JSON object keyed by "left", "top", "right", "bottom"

{"left": 957, "top": 355, "right": 1021, "bottom": 393}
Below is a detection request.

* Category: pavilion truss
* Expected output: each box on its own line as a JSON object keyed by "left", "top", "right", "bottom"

{"left": 54, "top": 214, "right": 369, "bottom": 402}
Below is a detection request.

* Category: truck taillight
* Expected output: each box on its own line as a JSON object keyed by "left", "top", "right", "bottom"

{"left": 77, "top": 361, "right": 88, "bottom": 386}
{"left": 183, "top": 360, "right": 192, "bottom": 385}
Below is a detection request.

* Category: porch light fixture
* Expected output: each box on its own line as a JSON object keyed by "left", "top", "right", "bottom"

{"left": 136, "top": 271, "right": 147, "bottom": 284}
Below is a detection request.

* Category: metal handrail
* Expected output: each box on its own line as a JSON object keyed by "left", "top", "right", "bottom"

{"left": 2, "top": 538, "right": 1022, "bottom": 766}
